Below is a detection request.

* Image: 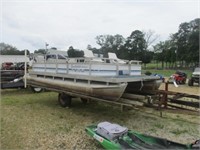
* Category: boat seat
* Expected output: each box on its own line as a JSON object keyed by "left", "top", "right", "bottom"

{"left": 84, "top": 50, "right": 103, "bottom": 63}
{"left": 84, "top": 50, "right": 94, "bottom": 58}
{"left": 108, "top": 53, "right": 126, "bottom": 64}
{"left": 90, "top": 58, "right": 104, "bottom": 63}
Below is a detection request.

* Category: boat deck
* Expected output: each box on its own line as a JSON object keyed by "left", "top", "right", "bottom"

{"left": 29, "top": 71, "right": 159, "bottom": 83}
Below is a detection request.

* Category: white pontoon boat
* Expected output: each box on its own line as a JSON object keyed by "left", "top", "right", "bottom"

{"left": 26, "top": 51, "right": 161, "bottom": 101}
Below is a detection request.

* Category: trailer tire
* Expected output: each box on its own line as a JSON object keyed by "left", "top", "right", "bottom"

{"left": 188, "top": 79, "right": 194, "bottom": 86}
{"left": 31, "top": 86, "right": 43, "bottom": 93}
{"left": 182, "top": 79, "right": 186, "bottom": 84}
{"left": 81, "top": 98, "right": 88, "bottom": 104}
{"left": 175, "top": 80, "right": 180, "bottom": 85}
{"left": 58, "top": 93, "right": 71, "bottom": 107}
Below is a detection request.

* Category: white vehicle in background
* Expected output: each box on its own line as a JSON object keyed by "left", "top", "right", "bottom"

{"left": 30, "top": 49, "right": 68, "bottom": 92}
{"left": 188, "top": 67, "right": 200, "bottom": 86}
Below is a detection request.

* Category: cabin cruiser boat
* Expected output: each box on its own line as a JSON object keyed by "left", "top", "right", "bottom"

{"left": 26, "top": 51, "right": 161, "bottom": 101}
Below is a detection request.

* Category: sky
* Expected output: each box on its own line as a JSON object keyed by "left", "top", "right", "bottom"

{"left": 1, "top": 0, "right": 199, "bottom": 53}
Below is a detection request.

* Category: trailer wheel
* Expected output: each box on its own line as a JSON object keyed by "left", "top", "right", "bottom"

{"left": 182, "top": 79, "right": 186, "bottom": 84}
{"left": 58, "top": 93, "right": 71, "bottom": 107}
{"left": 81, "top": 98, "right": 88, "bottom": 104}
{"left": 175, "top": 80, "right": 180, "bottom": 85}
{"left": 188, "top": 79, "right": 194, "bottom": 86}
{"left": 31, "top": 86, "right": 43, "bottom": 93}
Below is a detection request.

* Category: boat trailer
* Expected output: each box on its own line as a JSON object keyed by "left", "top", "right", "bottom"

{"left": 145, "top": 82, "right": 200, "bottom": 116}
{"left": 30, "top": 81, "right": 199, "bottom": 115}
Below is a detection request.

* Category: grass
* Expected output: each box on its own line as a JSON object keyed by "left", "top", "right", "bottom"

{"left": 154, "top": 123, "right": 164, "bottom": 129}
{"left": 142, "top": 62, "right": 193, "bottom": 77}
{"left": 142, "top": 69, "right": 192, "bottom": 77}
{"left": 170, "top": 129, "right": 188, "bottom": 135}
{"left": 142, "top": 63, "right": 193, "bottom": 77}
{"left": 1, "top": 88, "right": 200, "bottom": 149}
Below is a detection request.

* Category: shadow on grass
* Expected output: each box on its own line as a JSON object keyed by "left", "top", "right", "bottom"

{"left": 2, "top": 89, "right": 198, "bottom": 126}
{"left": 1, "top": 89, "right": 133, "bottom": 122}
{"left": 59, "top": 99, "right": 139, "bottom": 124}
{"left": 1, "top": 88, "right": 32, "bottom": 95}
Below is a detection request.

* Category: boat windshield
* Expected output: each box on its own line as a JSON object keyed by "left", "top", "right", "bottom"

{"left": 57, "top": 54, "right": 67, "bottom": 59}
{"left": 46, "top": 54, "right": 67, "bottom": 60}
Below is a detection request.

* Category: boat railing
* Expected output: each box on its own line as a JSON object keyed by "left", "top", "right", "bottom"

{"left": 32, "top": 54, "right": 141, "bottom": 76}
{"left": 34, "top": 54, "right": 142, "bottom": 65}
{"left": 66, "top": 57, "right": 141, "bottom": 65}
{"left": 33, "top": 53, "right": 141, "bottom": 64}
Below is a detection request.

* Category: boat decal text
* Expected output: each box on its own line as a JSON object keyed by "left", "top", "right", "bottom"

{"left": 93, "top": 134, "right": 104, "bottom": 143}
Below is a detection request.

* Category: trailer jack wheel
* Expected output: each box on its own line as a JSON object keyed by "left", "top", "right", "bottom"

{"left": 58, "top": 93, "right": 71, "bottom": 107}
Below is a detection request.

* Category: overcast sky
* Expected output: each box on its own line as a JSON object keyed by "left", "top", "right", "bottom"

{"left": 1, "top": 0, "right": 199, "bottom": 52}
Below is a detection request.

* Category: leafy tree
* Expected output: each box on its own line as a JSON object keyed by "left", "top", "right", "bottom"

{"left": 153, "top": 40, "right": 178, "bottom": 69}
{"left": 172, "top": 18, "right": 199, "bottom": 67}
{"left": 34, "top": 49, "right": 46, "bottom": 54}
{"left": 95, "top": 31, "right": 154, "bottom": 66}
{"left": 153, "top": 41, "right": 167, "bottom": 69}
{"left": 153, "top": 18, "right": 199, "bottom": 69}
{"left": 96, "top": 34, "right": 125, "bottom": 57}
{"left": 142, "top": 51, "right": 154, "bottom": 68}
{"left": 163, "top": 40, "right": 176, "bottom": 68}
{"left": 67, "top": 46, "right": 84, "bottom": 57}
{"left": 0, "top": 42, "right": 30, "bottom": 55}
{"left": 87, "top": 44, "right": 93, "bottom": 50}
{"left": 124, "top": 30, "right": 146, "bottom": 60}
{"left": 187, "top": 18, "right": 199, "bottom": 65}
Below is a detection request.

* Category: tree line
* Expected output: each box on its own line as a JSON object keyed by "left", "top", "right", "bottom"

{"left": 0, "top": 43, "right": 30, "bottom": 55}
{"left": 0, "top": 18, "right": 199, "bottom": 69}
{"left": 153, "top": 18, "right": 199, "bottom": 69}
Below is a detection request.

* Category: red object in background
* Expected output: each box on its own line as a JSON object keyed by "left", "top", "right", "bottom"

{"left": 1, "top": 62, "right": 14, "bottom": 70}
{"left": 171, "top": 72, "right": 187, "bottom": 84}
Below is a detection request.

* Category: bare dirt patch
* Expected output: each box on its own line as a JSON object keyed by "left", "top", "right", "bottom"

{"left": 159, "top": 82, "right": 200, "bottom": 95}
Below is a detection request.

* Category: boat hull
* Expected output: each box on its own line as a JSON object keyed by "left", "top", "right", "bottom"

{"left": 26, "top": 75, "right": 127, "bottom": 101}
{"left": 28, "top": 57, "right": 162, "bottom": 98}
{"left": 126, "top": 79, "right": 162, "bottom": 94}
{"left": 85, "top": 124, "right": 192, "bottom": 150}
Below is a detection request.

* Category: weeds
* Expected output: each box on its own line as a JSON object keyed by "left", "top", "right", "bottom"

{"left": 154, "top": 123, "right": 164, "bottom": 129}
{"left": 170, "top": 129, "right": 188, "bottom": 135}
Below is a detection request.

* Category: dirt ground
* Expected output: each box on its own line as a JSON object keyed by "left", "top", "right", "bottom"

{"left": 159, "top": 82, "right": 200, "bottom": 95}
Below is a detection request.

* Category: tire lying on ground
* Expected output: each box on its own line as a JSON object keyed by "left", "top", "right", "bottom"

{"left": 30, "top": 86, "right": 44, "bottom": 93}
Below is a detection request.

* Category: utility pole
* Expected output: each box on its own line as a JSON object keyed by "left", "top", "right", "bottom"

{"left": 24, "top": 49, "right": 27, "bottom": 88}
{"left": 45, "top": 42, "right": 49, "bottom": 54}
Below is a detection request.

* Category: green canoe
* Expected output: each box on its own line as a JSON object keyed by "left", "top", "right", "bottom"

{"left": 85, "top": 122, "right": 199, "bottom": 149}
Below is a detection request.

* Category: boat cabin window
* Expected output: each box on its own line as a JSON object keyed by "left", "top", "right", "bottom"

{"left": 46, "top": 54, "right": 67, "bottom": 60}
{"left": 77, "top": 59, "right": 85, "bottom": 63}
{"left": 57, "top": 54, "right": 67, "bottom": 59}
{"left": 130, "top": 61, "right": 142, "bottom": 65}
